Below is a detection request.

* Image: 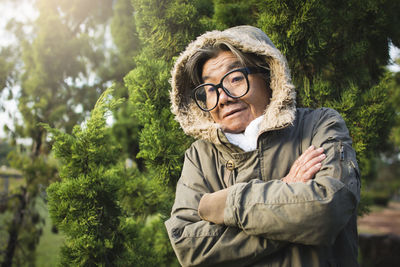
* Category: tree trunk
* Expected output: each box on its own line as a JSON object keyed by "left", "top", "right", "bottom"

{"left": 1, "top": 188, "right": 27, "bottom": 267}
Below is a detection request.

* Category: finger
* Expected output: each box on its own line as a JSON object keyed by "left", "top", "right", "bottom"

{"left": 301, "top": 162, "right": 322, "bottom": 181}
{"left": 301, "top": 147, "right": 324, "bottom": 165}
{"left": 299, "top": 153, "right": 326, "bottom": 174}
{"left": 287, "top": 146, "right": 323, "bottom": 181}
{"left": 303, "top": 147, "right": 324, "bottom": 162}
{"left": 296, "top": 145, "right": 315, "bottom": 164}
{"left": 292, "top": 146, "right": 322, "bottom": 175}
{"left": 291, "top": 146, "right": 314, "bottom": 170}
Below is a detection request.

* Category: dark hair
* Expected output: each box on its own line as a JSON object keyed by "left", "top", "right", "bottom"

{"left": 185, "top": 41, "right": 270, "bottom": 86}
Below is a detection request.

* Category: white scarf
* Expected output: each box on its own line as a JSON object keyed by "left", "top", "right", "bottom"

{"left": 224, "top": 116, "right": 263, "bottom": 152}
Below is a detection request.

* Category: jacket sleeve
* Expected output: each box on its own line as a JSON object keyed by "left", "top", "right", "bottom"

{"left": 224, "top": 108, "right": 361, "bottom": 246}
{"left": 165, "top": 147, "right": 287, "bottom": 267}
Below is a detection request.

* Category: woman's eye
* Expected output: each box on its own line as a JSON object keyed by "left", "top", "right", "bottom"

{"left": 207, "top": 86, "right": 217, "bottom": 93}
{"left": 231, "top": 75, "right": 244, "bottom": 83}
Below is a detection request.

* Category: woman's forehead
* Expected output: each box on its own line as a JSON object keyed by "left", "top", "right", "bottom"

{"left": 201, "top": 51, "right": 242, "bottom": 82}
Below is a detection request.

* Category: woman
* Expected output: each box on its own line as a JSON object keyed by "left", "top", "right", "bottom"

{"left": 166, "top": 25, "right": 360, "bottom": 266}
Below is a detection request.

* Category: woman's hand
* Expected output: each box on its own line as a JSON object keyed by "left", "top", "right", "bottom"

{"left": 282, "top": 145, "right": 325, "bottom": 184}
{"left": 198, "top": 188, "right": 228, "bottom": 224}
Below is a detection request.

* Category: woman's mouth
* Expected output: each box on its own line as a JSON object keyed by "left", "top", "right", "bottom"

{"left": 223, "top": 107, "right": 245, "bottom": 118}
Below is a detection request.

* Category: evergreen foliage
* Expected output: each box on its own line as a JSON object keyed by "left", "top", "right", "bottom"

{"left": 0, "top": 0, "right": 121, "bottom": 265}
{"left": 0, "top": 140, "right": 13, "bottom": 166}
{"left": 108, "top": 0, "right": 143, "bottom": 169}
{"left": 387, "top": 58, "right": 400, "bottom": 150}
{"left": 212, "top": 0, "right": 257, "bottom": 29}
{"left": 46, "top": 88, "right": 179, "bottom": 266}
{"left": 16, "top": 0, "right": 113, "bottom": 143}
{"left": 45, "top": 89, "right": 127, "bottom": 266}
{"left": 0, "top": 47, "right": 15, "bottom": 92}
{"left": 1, "top": 150, "right": 58, "bottom": 266}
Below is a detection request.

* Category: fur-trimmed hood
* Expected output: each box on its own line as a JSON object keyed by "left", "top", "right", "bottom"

{"left": 170, "top": 25, "right": 296, "bottom": 144}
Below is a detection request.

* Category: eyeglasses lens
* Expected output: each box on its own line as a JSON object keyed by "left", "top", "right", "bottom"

{"left": 222, "top": 71, "right": 247, "bottom": 97}
{"left": 195, "top": 85, "right": 218, "bottom": 111}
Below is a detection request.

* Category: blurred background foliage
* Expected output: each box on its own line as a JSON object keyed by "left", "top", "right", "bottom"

{"left": 0, "top": 0, "right": 399, "bottom": 265}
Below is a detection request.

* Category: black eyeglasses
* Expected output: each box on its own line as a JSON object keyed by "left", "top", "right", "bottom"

{"left": 192, "top": 67, "right": 268, "bottom": 112}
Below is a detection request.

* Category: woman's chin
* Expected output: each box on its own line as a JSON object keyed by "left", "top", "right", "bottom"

{"left": 221, "top": 124, "right": 247, "bottom": 134}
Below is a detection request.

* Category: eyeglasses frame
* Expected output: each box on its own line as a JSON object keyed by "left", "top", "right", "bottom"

{"left": 192, "top": 66, "right": 269, "bottom": 112}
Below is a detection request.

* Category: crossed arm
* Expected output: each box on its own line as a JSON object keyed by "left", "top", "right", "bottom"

{"left": 198, "top": 145, "right": 326, "bottom": 224}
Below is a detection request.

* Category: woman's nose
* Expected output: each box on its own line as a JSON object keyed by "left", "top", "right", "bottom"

{"left": 218, "top": 88, "right": 233, "bottom": 106}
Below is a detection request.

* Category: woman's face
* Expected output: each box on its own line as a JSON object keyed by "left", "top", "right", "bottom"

{"left": 201, "top": 51, "right": 271, "bottom": 133}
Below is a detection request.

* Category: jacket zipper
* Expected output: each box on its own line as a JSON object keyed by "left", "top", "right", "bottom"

{"left": 339, "top": 141, "right": 344, "bottom": 161}
{"left": 338, "top": 140, "right": 344, "bottom": 178}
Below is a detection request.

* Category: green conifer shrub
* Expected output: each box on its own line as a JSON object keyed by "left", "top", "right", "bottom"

{"left": 45, "top": 90, "right": 128, "bottom": 266}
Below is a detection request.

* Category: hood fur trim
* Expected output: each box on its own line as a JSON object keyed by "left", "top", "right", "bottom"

{"left": 170, "top": 25, "right": 296, "bottom": 144}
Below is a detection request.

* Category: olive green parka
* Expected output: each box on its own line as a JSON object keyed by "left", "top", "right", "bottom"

{"left": 166, "top": 26, "right": 360, "bottom": 267}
